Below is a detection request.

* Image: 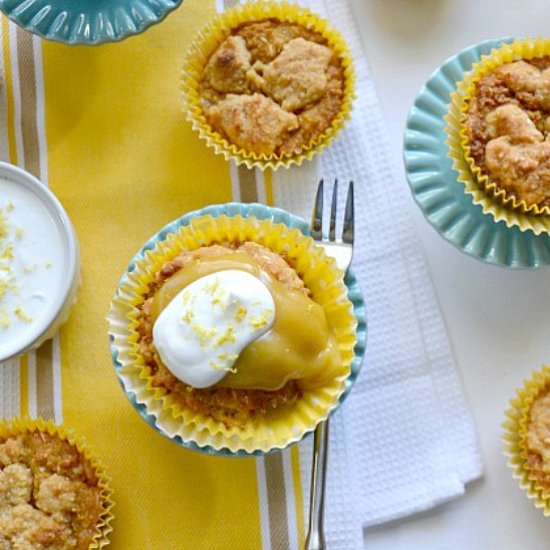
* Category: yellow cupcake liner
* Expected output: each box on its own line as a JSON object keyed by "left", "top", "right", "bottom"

{"left": 109, "top": 213, "right": 357, "bottom": 454}
{"left": 0, "top": 417, "right": 115, "bottom": 548}
{"left": 445, "top": 37, "right": 550, "bottom": 235}
{"left": 180, "top": 0, "right": 355, "bottom": 171}
{"left": 503, "top": 364, "right": 550, "bottom": 515}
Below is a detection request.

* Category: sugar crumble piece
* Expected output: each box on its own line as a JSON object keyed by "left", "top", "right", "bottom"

{"left": 5, "top": 201, "right": 14, "bottom": 212}
{"left": 15, "top": 227, "right": 24, "bottom": 239}
{"left": 45, "top": 262, "right": 53, "bottom": 269}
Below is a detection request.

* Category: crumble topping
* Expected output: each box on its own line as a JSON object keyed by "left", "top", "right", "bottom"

{"left": 525, "top": 389, "right": 550, "bottom": 492}
{"left": 199, "top": 19, "right": 345, "bottom": 156}
{"left": 206, "top": 93, "right": 298, "bottom": 156}
{"left": 465, "top": 58, "right": 550, "bottom": 208}
{"left": 250, "top": 37, "right": 333, "bottom": 112}
{"left": 0, "top": 431, "right": 103, "bottom": 549}
{"left": 204, "top": 35, "right": 252, "bottom": 94}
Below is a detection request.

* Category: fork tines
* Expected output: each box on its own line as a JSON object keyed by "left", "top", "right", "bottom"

{"left": 311, "top": 179, "right": 354, "bottom": 245}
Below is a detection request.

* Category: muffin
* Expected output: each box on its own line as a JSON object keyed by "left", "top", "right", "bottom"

{"left": 504, "top": 365, "right": 550, "bottom": 515}
{"left": 181, "top": 1, "right": 354, "bottom": 170}
{"left": 446, "top": 38, "right": 550, "bottom": 234}
{"left": 464, "top": 58, "right": 550, "bottom": 210}
{"left": 0, "top": 418, "right": 114, "bottom": 548}
{"left": 109, "top": 204, "right": 362, "bottom": 454}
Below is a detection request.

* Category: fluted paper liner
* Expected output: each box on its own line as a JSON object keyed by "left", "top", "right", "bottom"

{"left": 180, "top": 0, "right": 355, "bottom": 171}
{"left": 109, "top": 211, "right": 357, "bottom": 454}
{"left": 445, "top": 38, "right": 550, "bottom": 235}
{"left": 0, "top": 417, "right": 115, "bottom": 547}
{"left": 503, "top": 365, "right": 550, "bottom": 515}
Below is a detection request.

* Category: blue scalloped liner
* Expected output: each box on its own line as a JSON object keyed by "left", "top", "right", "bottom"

{"left": 404, "top": 38, "right": 550, "bottom": 268}
{"left": 0, "top": 0, "right": 183, "bottom": 44}
{"left": 109, "top": 202, "right": 367, "bottom": 457}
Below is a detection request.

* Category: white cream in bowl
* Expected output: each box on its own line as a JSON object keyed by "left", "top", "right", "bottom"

{"left": 0, "top": 163, "right": 79, "bottom": 362}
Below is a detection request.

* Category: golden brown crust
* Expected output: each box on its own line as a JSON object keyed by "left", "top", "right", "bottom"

{"left": 198, "top": 19, "right": 345, "bottom": 157}
{"left": 526, "top": 389, "right": 550, "bottom": 493}
{"left": 0, "top": 432, "right": 103, "bottom": 549}
{"left": 206, "top": 93, "right": 299, "bottom": 156}
{"left": 137, "top": 242, "right": 309, "bottom": 429}
{"left": 465, "top": 57, "right": 550, "bottom": 208}
{"left": 203, "top": 35, "right": 252, "bottom": 94}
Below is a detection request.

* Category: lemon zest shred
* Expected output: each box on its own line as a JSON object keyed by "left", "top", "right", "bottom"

{"left": 14, "top": 306, "right": 33, "bottom": 323}
{"left": 209, "top": 360, "right": 237, "bottom": 374}
{"left": 215, "top": 326, "right": 236, "bottom": 347}
{"left": 182, "top": 309, "right": 194, "bottom": 324}
{"left": 0, "top": 210, "right": 8, "bottom": 239}
{"left": 0, "top": 307, "right": 10, "bottom": 329}
{"left": 191, "top": 323, "right": 217, "bottom": 346}
{"left": 249, "top": 309, "right": 274, "bottom": 330}
{"left": 235, "top": 306, "right": 247, "bottom": 323}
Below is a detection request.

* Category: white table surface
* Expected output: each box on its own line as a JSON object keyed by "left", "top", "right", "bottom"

{"left": 349, "top": 0, "right": 550, "bottom": 548}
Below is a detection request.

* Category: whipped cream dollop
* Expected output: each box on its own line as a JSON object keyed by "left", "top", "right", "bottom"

{"left": 152, "top": 269, "right": 275, "bottom": 388}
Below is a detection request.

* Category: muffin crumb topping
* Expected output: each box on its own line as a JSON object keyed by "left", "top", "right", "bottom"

{"left": 198, "top": 19, "right": 345, "bottom": 156}
{"left": 466, "top": 58, "right": 550, "bottom": 207}
{"left": 0, "top": 431, "right": 104, "bottom": 550}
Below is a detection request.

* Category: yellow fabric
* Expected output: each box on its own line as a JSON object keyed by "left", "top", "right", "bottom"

{"left": 40, "top": 0, "right": 272, "bottom": 546}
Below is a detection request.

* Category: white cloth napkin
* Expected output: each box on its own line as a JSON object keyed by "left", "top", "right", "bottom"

{"left": 273, "top": 0, "right": 483, "bottom": 547}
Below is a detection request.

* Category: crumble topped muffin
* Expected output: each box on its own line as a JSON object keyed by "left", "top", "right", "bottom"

{"left": 0, "top": 430, "right": 104, "bottom": 549}
{"left": 465, "top": 57, "right": 550, "bottom": 208}
{"left": 198, "top": 19, "right": 346, "bottom": 157}
{"left": 524, "top": 388, "right": 550, "bottom": 492}
{"left": 136, "top": 241, "right": 343, "bottom": 429}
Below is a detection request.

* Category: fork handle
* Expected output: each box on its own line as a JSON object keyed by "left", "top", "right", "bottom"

{"left": 304, "top": 420, "right": 330, "bottom": 550}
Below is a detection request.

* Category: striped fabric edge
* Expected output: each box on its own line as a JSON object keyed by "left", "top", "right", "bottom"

{"left": 0, "top": 17, "right": 60, "bottom": 424}
{"left": 0, "top": 17, "right": 20, "bottom": 420}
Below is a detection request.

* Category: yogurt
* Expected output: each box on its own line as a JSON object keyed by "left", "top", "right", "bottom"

{"left": 0, "top": 165, "right": 79, "bottom": 361}
{"left": 153, "top": 270, "right": 275, "bottom": 388}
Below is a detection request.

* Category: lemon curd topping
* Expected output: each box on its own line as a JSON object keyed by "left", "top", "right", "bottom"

{"left": 150, "top": 251, "right": 342, "bottom": 393}
{"left": 135, "top": 242, "right": 347, "bottom": 428}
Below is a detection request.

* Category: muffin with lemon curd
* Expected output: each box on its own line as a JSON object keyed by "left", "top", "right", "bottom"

{"left": 109, "top": 205, "right": 360, "bottom": 454}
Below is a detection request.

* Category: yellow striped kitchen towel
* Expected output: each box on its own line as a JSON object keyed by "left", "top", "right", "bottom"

{"left": 0, "top": 0, "right": 307, "bottom": 547}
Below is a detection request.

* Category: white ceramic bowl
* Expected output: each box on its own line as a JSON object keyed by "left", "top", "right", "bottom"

{"left": 0, "top": 162, "right": 79, "bottom": 362}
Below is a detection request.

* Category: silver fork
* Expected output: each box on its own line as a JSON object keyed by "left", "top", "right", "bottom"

{"left": 305, "top": 179, "right": 354, "bottom": 550}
